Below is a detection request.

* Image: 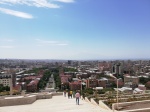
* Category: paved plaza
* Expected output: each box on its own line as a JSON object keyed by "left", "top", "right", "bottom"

{"left": 0, "top": 95, "right": 111, "bottom": 112}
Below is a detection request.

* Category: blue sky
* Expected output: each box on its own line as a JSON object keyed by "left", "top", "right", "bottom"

{"left": 0, "top": 0, "right": 150, "bottom": 60}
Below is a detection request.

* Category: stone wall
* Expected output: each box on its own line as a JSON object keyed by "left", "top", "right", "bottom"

{"left": 112, "top": 100, "right": 150, "bottom": 112}
{"left": 82, "top": 97, "right": 111, "bottom": 111}
{"left": 84, "top": 97, "right": 91, "bottom": 103}
{"left": 99, "top": 101, "right": 111, "bottom": 111}
{"left": 0, "top": 92, "right": 62, "bottom": 107}
{"left": 52, "top": 92, "right": 63, "bottom": 96}
{"left": 126, "top": 108, "right": 150, "bottom": 112}
{"left": 0, "top": 95, "right": 36, "bottom": 107}
{"left": 31, "top": 93, "right": 52, "bottom": 99}
{"left": 90, "top": 98, "right": 99, "bottom": 106}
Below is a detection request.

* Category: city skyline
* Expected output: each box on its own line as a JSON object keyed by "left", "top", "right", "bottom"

{"left": 0, "top": 0, "right": 150, "bottom": 60}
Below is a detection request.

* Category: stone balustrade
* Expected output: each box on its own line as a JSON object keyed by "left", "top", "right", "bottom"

{"left": 0, "top": 92, "right": 62, "bottom": 107}
{"left": 0, "top": 95, "right": 36, "bottom": 107}
{"left": 112, "top": 100, "right": 150, "bottom": 112}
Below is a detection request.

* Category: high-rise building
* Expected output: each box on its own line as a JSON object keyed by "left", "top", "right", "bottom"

{"left": 112, "top": 63, "right": 122, "bottom": 77}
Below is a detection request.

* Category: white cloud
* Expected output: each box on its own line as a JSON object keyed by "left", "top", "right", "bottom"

{"left": 55, "top": 0, "right": 75, "bottom": 3}
{"left": 0, "top": 0, "right": 76, "bottom": 18}
{"left": 0, "top": 46, "right": 14, "bottom": 48}
{"left": 0, "top": 0, "right": 61, "bottom": 8}
{"left": 2, "top": 39, "right": 14, "bottom": 42}
{"left": 56, "top": 44, "right": 68, "bottom": 46}
{"left": 4, "top": 39, "right": 14, "bottom": 42}
{"left": 36, "top": 39, "right": 58, "bottom": 44}
{"left": 36, "top": 39, "right": 68, "bottom": 46}
{"left": 0, "top": 7, "right": 33, "bottom": 19}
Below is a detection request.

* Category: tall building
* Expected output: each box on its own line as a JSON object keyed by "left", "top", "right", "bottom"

{"left": 0, "top": 74, "right": 13, "bottom": 94}
{"left": 68, "top": 60, "right": 71, "bottom": 65}
{"left": 112, "top": 63, "right": 122, "bottom": 77}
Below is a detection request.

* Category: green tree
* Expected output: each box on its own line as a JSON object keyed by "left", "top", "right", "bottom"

{"left": 5, "top": 86, "right": 10, "bottom": 91}
{"left": 139, "top": 77, "right": 149, "bottom": 84}
{"left": 38, "top": 80, "right": 46, "bottom": 89}
{"left": 0, "top": 85, "right": 3, "bottom": 92}
{"left": 83, "top": 88, "right": 94, "bottom": 95}
{"left": 64, "top": 67, "right": 77, "bottom": 72}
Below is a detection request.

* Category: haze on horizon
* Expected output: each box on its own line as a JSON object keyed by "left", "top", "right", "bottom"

{"left": 0, "top": 0, "right": 150, "bottom": 60}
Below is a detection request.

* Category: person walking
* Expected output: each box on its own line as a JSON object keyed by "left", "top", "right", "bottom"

{"left": 73, "top": 90, "right": 75, "bottom": 98}
{"left": 64, "top": 90, "right": 66, "bottom": 97}
{"left": 68, "top": 90, "right": 70, "bottom": 99}
{"left": 70, "top": 90, "right": 73, "bottom": 98}
{"left": 75, "top": 91, "right": 80, "bottom": 105}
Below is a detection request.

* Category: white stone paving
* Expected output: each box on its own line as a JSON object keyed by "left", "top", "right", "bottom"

{"left": 0, "top": 95, "right": 112, "bottom": 112}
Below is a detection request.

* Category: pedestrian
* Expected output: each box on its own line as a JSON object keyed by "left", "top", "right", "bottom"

{"left": 70, "top": 90, "right": 73, "bottom": 98}
{"left": 64, "top": 90, "right": 66, "bottom": 97}
{"left": 73, "top": 90, "right": 75, "bottom": 98}
{"left": 68, "top": 90, "right": 70, "bottom": 99}
{"left": 75, "top": 91, "right": 80, "bottom": 105}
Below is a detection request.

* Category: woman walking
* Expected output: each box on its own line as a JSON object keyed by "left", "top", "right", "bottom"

{"left": 75, "top": 91, "right": 80, "bottom": 105}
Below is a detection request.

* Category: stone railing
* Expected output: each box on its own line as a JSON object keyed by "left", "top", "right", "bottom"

{"left": 52, "top": 92, "right": 63, "bottom": 96}
{"left": 123, "top": 108, "right": 150, "bottom": 112}
{"left": 90, "top": 98, "right": 99, "bottom": 106}
{"left": 31, "top": 93, "right": 52, "bottom": 99}
{"left": 84, "top": 97, "right": 91, "bottom": 103}
{"left": 99, "top": 100, "right": 112, "bottom": 111}
{"left": 0, "top": 95, "right": 36, "bottom": 107}
{"left": 84, "top": 97, "right": 111, "bottom": 111}
{"left": 0, "top": 92, "right": 63, "bottom": 107}
{"left": 112, "top": 100, "right": 150, "bottom": 112}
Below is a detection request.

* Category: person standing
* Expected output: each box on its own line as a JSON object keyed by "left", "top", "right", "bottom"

{"left": 75, "top": 91, "right": 80, "bottom": 105}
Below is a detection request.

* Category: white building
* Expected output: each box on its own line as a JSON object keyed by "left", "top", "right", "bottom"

{"left": 0, "top": 74, "right": 12, "bottom": 87}
{"left": 0, "top": 74, "right": 13, "bottom": 95}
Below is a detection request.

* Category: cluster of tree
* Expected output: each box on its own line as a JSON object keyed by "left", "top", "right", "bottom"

{"left": 139, "top": 77, "right": 150, "bottom": 90}
{"left": 36, "top": 67, "right": 79, "bottom": 90}
{"left": 64, "top": 67, "right": 77, "bottom": 72}
{"left": 38, "top": 70, "right": 51, "bottom": 89}
{"left": 139, "top": 77, "right": 150, "bottom": 85}
{"left": 24, "top": 67, "right": 61, "bottom": 91}
{"left": 82, "top": 88, "right": 94, "bottom": 95}
{"left": 0, "top": 84, "right": 10, "bottom": 92}
{"left": 51, "top": 67, "right": 77, "bottom": 90}
{"left": 52, "top": 68, "right": 61, "bottom": 89}
{"left": 24, "top": 67, "right": 44, "bottom": 74}
{"left": 97, "top": 88, "right": 114, "bottom": 94}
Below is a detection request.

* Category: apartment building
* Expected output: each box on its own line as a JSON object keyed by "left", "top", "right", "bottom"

{"left": 0, "top": 74, "right": 13, "bottom": 94}
{"left": 0, "top": 74, "right": 12, "bottom": 87}
{"left": 124, "top": 75, "right": 139, "bottom": 88}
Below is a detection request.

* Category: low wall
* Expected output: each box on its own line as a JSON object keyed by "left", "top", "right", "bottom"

{"left": 83, "top": 97, "right": 111, "bottom": 111}
{"left": 112, "top": 100, "right": 150, "bottom": 112}
{"left": 84, "top": 97, "right": 91, "bottom": 103}
{"left": 0, "top": 92, "right": 62, "bottom": 107}
{"left": 52, "top": 92, "right": 63, "bottom": 96}
{"left": 123, "top": 108, "right": 150, "bottom": 112}
{"left": 99, "top": 100, "right": 111, "bottom": 111}
{"left": 90, "top": 98, "right": 98, "bottom": 106}
{"left": 0, "top": 95, "right": 36, "bottom": 107}
{"left": 31, "top": 93, "right": 52, "bottom": 99}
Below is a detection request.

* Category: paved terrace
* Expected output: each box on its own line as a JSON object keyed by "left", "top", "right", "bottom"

{"left": 0, "top": 95, "right": 112, "bottom": 112}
